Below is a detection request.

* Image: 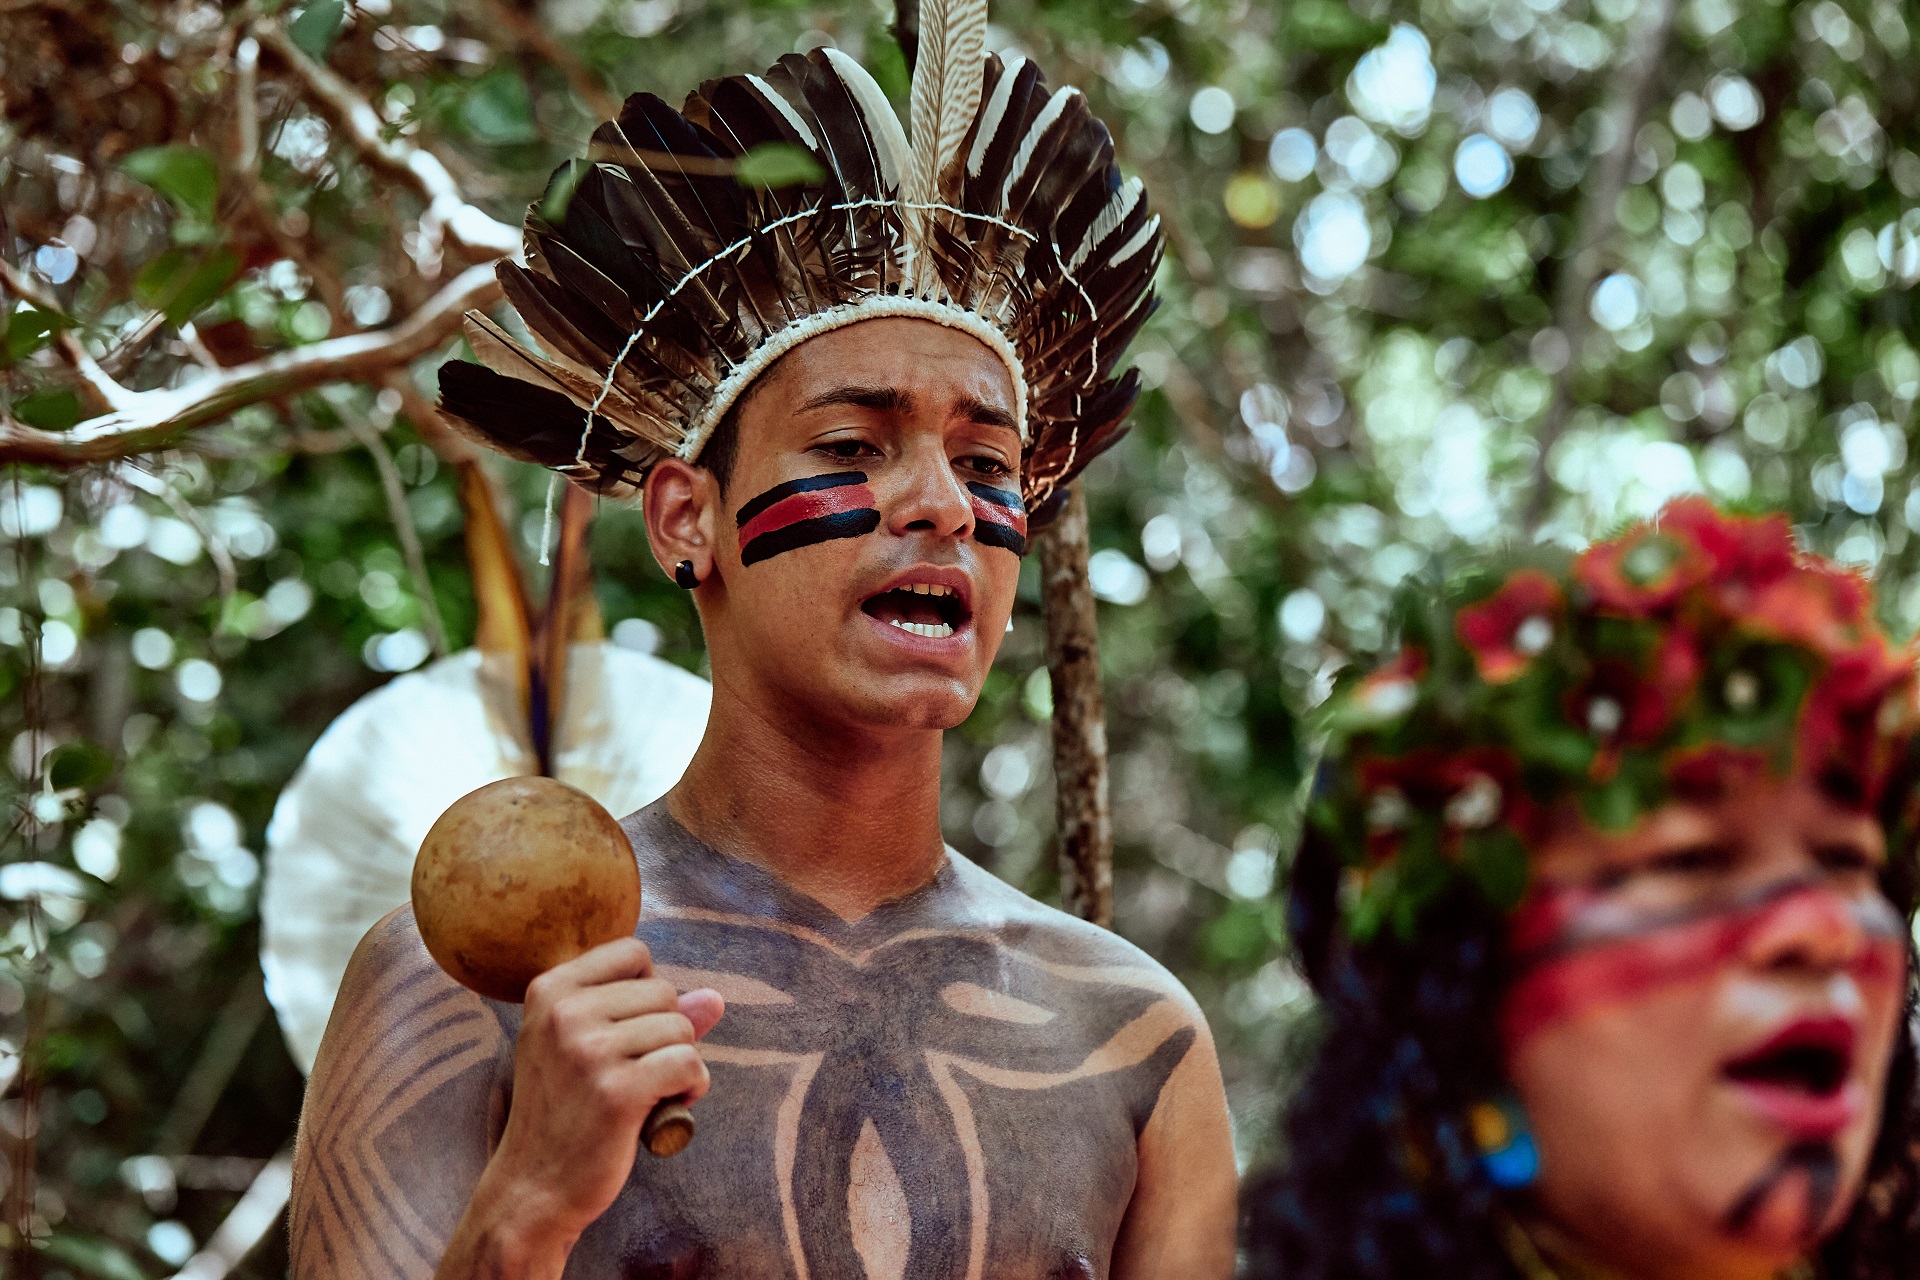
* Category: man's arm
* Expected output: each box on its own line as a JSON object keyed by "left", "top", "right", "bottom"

{"left": 1110, "top": 992, "right": 1238, "bottom": 1280}
{"left": 290, "top": 908, "right": 722, "bottom": 1280}
{"left": 290, "top": 908, "right": 513, "bottom": 1278}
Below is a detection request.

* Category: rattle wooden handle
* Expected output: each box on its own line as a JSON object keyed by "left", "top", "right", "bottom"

{"left": 642, "top": 1097, "right": 695, "bottom": 1158}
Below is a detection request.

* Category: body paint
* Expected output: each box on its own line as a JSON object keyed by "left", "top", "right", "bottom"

{"left": 736, "top": 472, "right": 881, "bottom": 567}
{"left": 1502, "top": 876, "right": 1908, "bottom": 1046}
{"left": 967, "top": 483, "right": 1028, "bottom": 555}
{"left": 1722, "top": 1140, "right": 1840, "bottom": 1241}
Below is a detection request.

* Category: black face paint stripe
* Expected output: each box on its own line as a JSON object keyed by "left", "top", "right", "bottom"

{"left": 733, "top": 471, "right": 870, "bottom": 527}
{"left": 739, "top": 509, "right": 881, "bottom": 567}
{"left": 1722, "top": 1141, "right": 1839, "bottom": 1239}
{"left": 966, "top": 482, "right": 1028, "bottom": 555}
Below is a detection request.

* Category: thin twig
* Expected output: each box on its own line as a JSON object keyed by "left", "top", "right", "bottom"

{"left": 1523, "top": 0, "right": 1680, "bottom": 529}
{"left": 168, "top": 1148, "right": 293, "bottom": 1280}
{"left": 255, "top": 21, "right": 519, "bottom": 256}
{"left": 151, "top": 970, "right": 268, "bottom": 1157}
{"left": 348, "top": 413, "right": 451, "bottom": 658}
{"left": 0, "top": 262, "right": 500, "bottom": 466}
{"left": 120, "top": 467, "right": 239, "bottom": 601}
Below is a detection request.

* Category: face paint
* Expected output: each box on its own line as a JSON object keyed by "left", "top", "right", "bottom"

{"left": 735, "top": 472, "right": 881, "bottom": 567}
{"left": 1502, "top": 876, "right": 1908, "bottom": 1047}
{"left": 967, "top": 483, "right": 1028, "bottom": 555}
{"left": 1722, "top": 1140, "right": 1840, "bottom": 1242}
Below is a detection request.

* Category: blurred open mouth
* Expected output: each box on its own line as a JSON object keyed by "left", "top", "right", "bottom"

{"left": 1722, "top": 1017, "right": 1862, "bottom": 1139}
{"left": 861, "top": 580, "right": 972, "bottom": 641}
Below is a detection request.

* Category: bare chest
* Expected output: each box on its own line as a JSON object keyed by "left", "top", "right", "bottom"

{"left": 556, "top": 909, "right": 1193, "bottom": 1280}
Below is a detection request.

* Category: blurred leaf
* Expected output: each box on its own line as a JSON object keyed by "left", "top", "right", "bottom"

{"left": 1286, "top": 0, "right": 1384, "bottom": 48}
{"left": 289, "top": 0, "right": 347, "bottom": 60}
{"left": 866, "top": 26, "right": 912, "bottom": 104}
{"left": 3, "top": 306, "right": 62, "bottom": 366}
{"left": 134, "top": 248, "right": 240, "bottom": 325}
{"left": 37, "top": 1233, "right": 147, "bottom": 1280}
{"left": 1462, "top": 829, "right": 1529, "bottom": 911}
{"left": 47, "top": 741, "right": 114, "bottom": 792}
{"left": 12, "top": 387, "right": 82, "bottom": 432}
{"left": 121, "top": 145, "right": 220, "bottom": 222}
{"left": 462, "top": 71, "right": 540, "bottom": 145}
{"left": 735, "top": 142, "right": 826, "bottom": 189}
{"left": 537, "top": 159, "right": 591, "bottom": 226}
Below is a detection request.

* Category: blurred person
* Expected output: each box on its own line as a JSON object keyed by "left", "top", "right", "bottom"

{"left": 286, "top": 4, "right": 1236, "bottom": 1278}
{"left": 1245, "top": 499, "right": 1920, "bottom": 1280}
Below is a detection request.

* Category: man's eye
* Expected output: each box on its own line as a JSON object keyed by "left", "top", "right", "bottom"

{"left": 960, "top": 455, "right": 1011, "bottom": 478}
{"left": 815, "top": 440, "right": 878, "bottom": 461}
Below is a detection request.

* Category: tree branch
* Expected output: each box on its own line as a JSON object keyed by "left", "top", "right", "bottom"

{"left": 1523, "top": 0, "right": 1679, "bottom": 529}
{"left": 254, "top": 21, "right": 519, "bottom": 257}
{"left": 0, "top": 262, "right": 500, "bottom": 467}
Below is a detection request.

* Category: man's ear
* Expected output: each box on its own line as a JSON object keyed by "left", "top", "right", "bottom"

{"left": 644, "top": 459, "right": 720, "bottom": 585}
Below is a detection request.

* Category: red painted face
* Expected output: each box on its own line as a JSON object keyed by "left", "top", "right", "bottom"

{"left": 1501, "top": 771, "right": 1910, "bottom": 1280}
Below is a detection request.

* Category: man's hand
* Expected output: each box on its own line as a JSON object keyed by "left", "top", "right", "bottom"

{"left": 436, "top": 938, "right": 724, "bottom": 1279}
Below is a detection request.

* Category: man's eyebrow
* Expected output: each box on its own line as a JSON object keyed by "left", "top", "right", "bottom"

{"left": 795, "top": 385, "right": 910, "bottom": 415}
{"left": 959, "top": 397, "right": 1018, "bottom": 432}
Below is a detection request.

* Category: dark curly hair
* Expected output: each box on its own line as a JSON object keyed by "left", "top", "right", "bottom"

{"left": 1242, "top": 783, "right": 1920, "bottom": 1279}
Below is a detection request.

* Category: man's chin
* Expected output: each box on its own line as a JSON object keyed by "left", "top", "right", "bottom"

{"left": 826, "top": 668, "right": 982, "bottom": 731}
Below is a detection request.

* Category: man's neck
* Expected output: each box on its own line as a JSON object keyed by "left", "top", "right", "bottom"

{"left": 666, "top": 685, "right": 948, "bottom": 923}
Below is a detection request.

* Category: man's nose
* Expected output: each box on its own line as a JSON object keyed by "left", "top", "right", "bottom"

{"left": 1741, "top": 883, "right": 1870, "bottom": 976}
{"left": 883, "top": 439, "right": 973, "bottom": 540}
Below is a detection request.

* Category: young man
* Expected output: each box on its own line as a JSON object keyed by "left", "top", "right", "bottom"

{"left": 288, "top": 12, "right": 1237, "bottom": 1279}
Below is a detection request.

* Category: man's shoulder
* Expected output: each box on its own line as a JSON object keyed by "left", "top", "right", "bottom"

{"left": 308, "top": 904, "right": 512, "bottom": 1081}
{"left": 943, "top": 853, "right": 1197, "bottom": 1004}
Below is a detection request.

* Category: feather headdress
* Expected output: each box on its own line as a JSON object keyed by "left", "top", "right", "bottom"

{"left": 436, "top": 0, "right": 1161, "bottom": 518}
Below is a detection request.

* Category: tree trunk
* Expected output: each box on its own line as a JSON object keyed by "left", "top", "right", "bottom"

{"left": 1037, "top": 487, "right": 1113, "bottom": 928}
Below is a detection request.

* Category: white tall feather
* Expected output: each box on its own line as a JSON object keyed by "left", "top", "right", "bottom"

{"left": 822, "top": 48, "right": 909, "bottom": 192}
{"left": 905, "top": 0, "right": 987, "bottom": 292}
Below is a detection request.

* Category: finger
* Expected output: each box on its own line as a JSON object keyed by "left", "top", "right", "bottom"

{"left": 613, "top": 1043, "right": 712, "bottom": 1106}
{"left": 678, "top": 988, "right": 725, "bottom": 1040}
{"left": 526, "top": 937, "right": 651, "bottom": 1003}
{"left": 563, "top": 977, "right": 682, "bottom": 1023}
{"left": 600, "top": 1011, "right": 699, "bottom": 1060}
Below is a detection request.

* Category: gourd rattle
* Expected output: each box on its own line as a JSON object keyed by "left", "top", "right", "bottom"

{"left": 410, "top": 776, "right": 695, "bottom": 1157}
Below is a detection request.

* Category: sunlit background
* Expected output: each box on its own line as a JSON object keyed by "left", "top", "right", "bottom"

{"left": 2, "top": 0, "right": 1918, "bottom": 1273}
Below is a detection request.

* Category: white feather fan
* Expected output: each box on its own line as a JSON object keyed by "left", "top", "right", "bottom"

{"left": 260, "top": 643, "right": 710, "bottom": 1074}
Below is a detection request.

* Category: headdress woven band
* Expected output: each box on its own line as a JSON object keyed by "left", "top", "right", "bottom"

{"left": 435, "top": 0, "right": 1163, "bottom": 515}
{"left": 1310, "top": 499, "right": 1920, "bottom": 943}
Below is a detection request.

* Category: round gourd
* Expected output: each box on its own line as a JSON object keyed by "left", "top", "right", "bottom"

{"left": 411, "top": 776, "right": 639, "bottom": 1003}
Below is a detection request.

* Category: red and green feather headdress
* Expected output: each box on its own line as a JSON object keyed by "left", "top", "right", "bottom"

{"left": 1311, "top": 499, "right": 1920, "bottom": 942}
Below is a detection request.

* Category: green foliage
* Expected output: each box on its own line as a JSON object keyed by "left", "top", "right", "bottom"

{"left": 288, "top": 0, "right": 347, "bottom": 60}
{"left": 134, "top": 248, "right": 241, "bottom": 325}
{"left": 734, "top": 142, "right": 828, "bottom": 189}
{"left": 120, "top": 146, "right": 220, "bottom": 222}
{"left": 461, "top": 70, "right": 539, "bottom": 145}
{"left": 37, "top": 1232, "right": 147, "bottom": 1280}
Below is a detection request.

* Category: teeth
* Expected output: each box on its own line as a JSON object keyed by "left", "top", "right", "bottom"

{"left": 888, "top": 619, "right": 955, "bottom": 639}
{"left": 906, "top": 583, "right": 954, "bottom": 597}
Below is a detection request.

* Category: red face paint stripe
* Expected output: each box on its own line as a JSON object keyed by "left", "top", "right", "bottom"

{"left": 1502, "top": 888, "right": 1910, "bottom": 1046}
{"left": 966, "top": 483, "right": 1027, "bottom": 554}
{"left": 737, "top": 484, "right": 879, "bottom": 549}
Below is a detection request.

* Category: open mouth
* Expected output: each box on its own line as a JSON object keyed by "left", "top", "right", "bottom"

{"left": 1724, "top": 1019, "right": 1854, "bottom": 1099}
{"left": 861, "top": 581, "right": 972, "bottom": 640}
